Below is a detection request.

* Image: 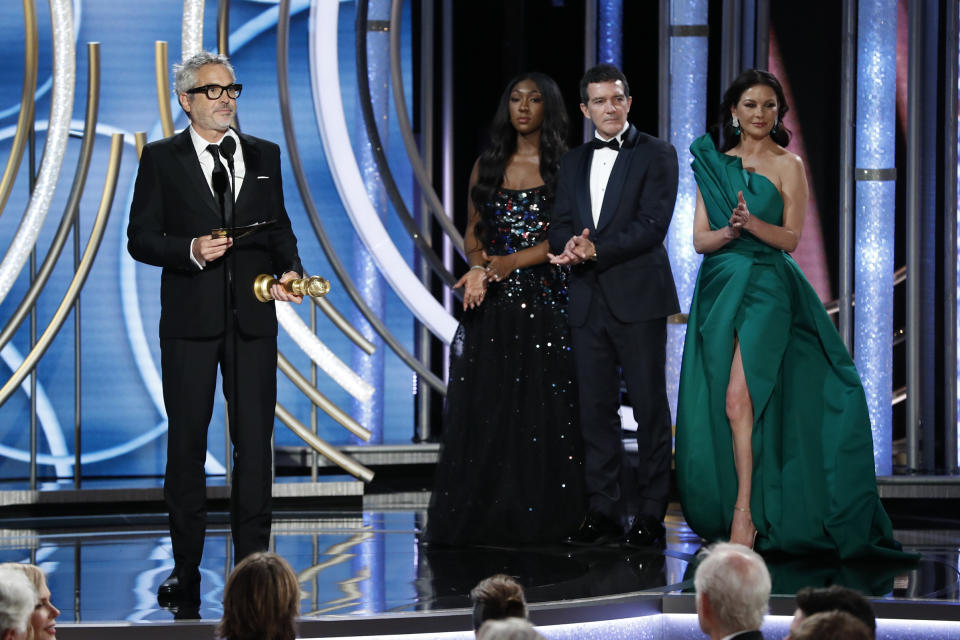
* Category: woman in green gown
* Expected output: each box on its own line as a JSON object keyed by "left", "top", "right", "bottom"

{"left": 675, "top": 70, "right": 907, "bottom": 559}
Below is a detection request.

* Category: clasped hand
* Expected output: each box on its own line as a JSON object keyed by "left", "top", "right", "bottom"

{"left": 728, "top": 190, "right": 752, "bottom": 232}
{"left": 548, "top": 228, "right": 594, "bottom": 266}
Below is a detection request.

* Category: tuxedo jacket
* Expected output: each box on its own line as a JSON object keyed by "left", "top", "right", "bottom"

{"left": 548, "top": 124, "right": 680, "bottom": 326}
{"left": 127, "top": 128, "right": 303, "bottom": 339}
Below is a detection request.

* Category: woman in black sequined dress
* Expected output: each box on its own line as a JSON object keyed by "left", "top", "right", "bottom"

{"left": 424, "top": 73, "right": 585, "bottom": 546}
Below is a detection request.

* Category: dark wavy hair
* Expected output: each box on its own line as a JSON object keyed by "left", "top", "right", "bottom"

{"left": 471, "top": 73, "right": 568, "bottom": 243}
{"left": 470, "top": 574, "right": 528, "bottom": 631}
{"left": 717, "top": 69, "right": 790, "bottom": 152}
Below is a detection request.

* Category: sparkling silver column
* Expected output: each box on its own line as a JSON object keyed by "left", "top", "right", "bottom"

{"left": 855, "top": 0, "right": 897, "bottom": 475}
{"left": 664, "top": 0, "right": 708, "bottom": 423}
{"left": 352, "top": 0, "right": 391, "bottom": 442}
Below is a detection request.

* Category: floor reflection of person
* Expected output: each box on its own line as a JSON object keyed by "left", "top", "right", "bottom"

{"left": 675, "top": 69, "right": 912, "bottom": 560}
{"left": 425, "top": 73, "right": 584, "bottom": 547}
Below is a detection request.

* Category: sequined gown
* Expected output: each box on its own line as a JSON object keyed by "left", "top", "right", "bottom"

{"left": 425, "top": 186, "right": 585, "bottom": 547}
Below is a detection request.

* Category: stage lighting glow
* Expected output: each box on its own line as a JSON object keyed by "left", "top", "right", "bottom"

{"left": 665, "top": 0, "right": 708, "bottom": 422}
{"left": 597, "top": 1, "right": 622, "bottom": 67}
{"left": 0, "top": 0, "right": 74, "bottom": 306}
{"left": 855, "top": 0, "right": 897, "bottom": 475}
{"left": 308, "top": 0, "right": 457, "bottom": 344}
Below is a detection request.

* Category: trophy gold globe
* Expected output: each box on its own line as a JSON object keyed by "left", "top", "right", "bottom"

{"left": 253, "top": 274, "right": 331, "bottom": 302}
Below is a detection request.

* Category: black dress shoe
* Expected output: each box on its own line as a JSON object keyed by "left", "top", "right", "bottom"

{"left": 564, "top": 512, "right": 623, "bottom": 546}
{"left": 622, "top": 514, "right": 666, "bottom": 549}
{"left": 157, "top": 567, "right": 200, "bottom": 608}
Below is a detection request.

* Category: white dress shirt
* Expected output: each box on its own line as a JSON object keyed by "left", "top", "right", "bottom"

{"left": 588, "top": 122, "right": 630, "bottom": 228}
{"left": 188, "top": 125, "right": 245, "bottom": 269}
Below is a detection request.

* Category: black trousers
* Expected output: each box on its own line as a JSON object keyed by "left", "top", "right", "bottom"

{"left": 570, "top": 292, "right": 672, "bottom": 523}
{"left": 160, "top": 332, "right": 277, "bottom": 569}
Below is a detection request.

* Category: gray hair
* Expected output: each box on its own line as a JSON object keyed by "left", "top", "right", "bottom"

{"left": 476, "top": 618, "right": 544, "bottom": 640}
{"left": 0, "top": 566, "right": 36, "bottom": 634}
{"left": 173, "top": 51, "right": 235, "bottom": 96}
{"left": 694, "top": 542, "right": 771, "bottom": 632}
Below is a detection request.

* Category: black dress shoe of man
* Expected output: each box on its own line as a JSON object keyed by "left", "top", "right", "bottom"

{"left": 564, "top": 512, "right": 623, "bottom": 546}
{"left": 623, "top": 515, "right": 666, "bottom": 549}
{"left": 157, "top": 566, "right": 200, "bottom": 608}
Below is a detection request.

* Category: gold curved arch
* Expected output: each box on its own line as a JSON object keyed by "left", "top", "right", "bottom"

{"left": 0, "top": 42, "right": 101, "bottom": 352}
{"left": 0, "top": 133, "right": 124, "bottom": 406}
{"left": 313, "top": 297, "right": 375, "bottom": 355}
{"left": 274, "top": 403, "right": 374, "bottom": 482}
{"left": 134, "top": 131, "right": 147, "bottom": 159}
{"left": 277, "top": 352, "right": 371, "bottom": 441}
{"left": 217, "top": 0, "right": 230, "bottom": 56}
{"left": 0, "top": 0, "right": 39, "bottom": 217}
{"left": 154, "top": 41, "right": 175, "bottom": 138}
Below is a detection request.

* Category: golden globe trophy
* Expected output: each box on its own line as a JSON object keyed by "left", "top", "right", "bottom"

{"left": 253, "top": 274, "right": 331, "bottom": 302}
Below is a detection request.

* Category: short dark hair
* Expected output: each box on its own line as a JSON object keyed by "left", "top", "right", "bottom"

{"left": 796, "top": 585, "right": 876, "bottom": 638}
{"left": 579, "top": 63, "right": 630, "bottom": 104}
{"left": 470, "top": 574, "right": 528, "bottom": 631}
{"left": 792, "top": 611, "right": 872, "bottom": 640}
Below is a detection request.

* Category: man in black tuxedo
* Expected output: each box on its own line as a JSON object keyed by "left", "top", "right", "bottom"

{"left": 548, "top": 64, "right": 679, "bottom": 547}
{"left": 127, "top": 52, "right": 304, "bottom": 606}
{"left": 694, "top": 542, "right": 770, "bottom": 640}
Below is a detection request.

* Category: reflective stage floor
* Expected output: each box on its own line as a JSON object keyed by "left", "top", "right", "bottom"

{"left": 2, "top": 503, "right": 959, "bottom": 638}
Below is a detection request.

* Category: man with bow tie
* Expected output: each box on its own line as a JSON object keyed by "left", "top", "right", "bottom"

{"left": 548, "top": 63, "right": 679, "bottom": 548}
{"left": 127, "top": 51, "right": 304, "bottom": 610}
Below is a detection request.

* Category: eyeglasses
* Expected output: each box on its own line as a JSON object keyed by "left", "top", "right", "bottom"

{"left": 186, "top": 83, "right": 243, "bottom": 100}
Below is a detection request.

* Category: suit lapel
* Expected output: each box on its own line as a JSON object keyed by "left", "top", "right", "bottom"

{"left": 235, "top": 132, "right": 259, "bottom": 217}
{"left": 575, "top": 146, "right": 595, "bottom": 233}
{"left": 172, "top": 129, "right": 221, "bottom": 221}
{"left": 596, "top": 125, "right": 638, "bottom": 232}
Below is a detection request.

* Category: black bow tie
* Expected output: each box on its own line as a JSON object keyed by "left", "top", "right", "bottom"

{"left": 592, "top": 137, "right": 620, "bottom": 151}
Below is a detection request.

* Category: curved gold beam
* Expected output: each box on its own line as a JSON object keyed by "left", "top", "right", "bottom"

{"left": 0, "top": 133, "right": 123, "bottom": 406}
{"left": 217, "top": 0, "right": 230, "bottom": 55}
{"left": 296, "top": 530, "right": 373, "bottom": 585}
{"left": 277, "top": 352, "right": 371, "bottom": 441}
{"left": 0, "top": 42, "right": 101, "bottom": 352}
{"left": 275, "top": 403, "right": 374, "bottom": 482}
{"left": 0, "top": 0, "right": 39, "bottom": 217}
{"left": 134, "top": 131, "right": 147, "bottom": 159}
{"left": 154, "top": 41, "right": 175, "bottom": 138}
{"left": 313, "top": 297, "right": 375, "bottom": 355}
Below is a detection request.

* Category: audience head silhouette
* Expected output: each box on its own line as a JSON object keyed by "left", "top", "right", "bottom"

{"left": 470, "top": 574, "right": 528, "bottom": 632}
{"left": 476, "top": 617, "right": 544, "bottom": 639}
{"left": 0, "top": 566, "right": 35, "bottom": 640}
{"left": 694, "top": 542, "right": 771, "bottom": 640}
{"left": 216, "top": 552, "right": 300, "bottom": 640}
{"left": 787, "top": 585, "right": 876, "bottom": 640}
{"left": 790, "top": 610, "right": 872, "bottom": 640}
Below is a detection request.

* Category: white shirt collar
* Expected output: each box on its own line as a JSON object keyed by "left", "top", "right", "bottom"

{"left": 188, "top": 125, "right": 240, "bottom": 159}
{"left": 593, "top": 121, "right": 631, "bottom": 145}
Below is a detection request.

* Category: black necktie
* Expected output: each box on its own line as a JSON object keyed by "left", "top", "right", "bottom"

{"left": 592, "top": 137, "right": 620, "bottom": 151}
{"left": 207, "top": 144, "right": 233, "bottom": 227}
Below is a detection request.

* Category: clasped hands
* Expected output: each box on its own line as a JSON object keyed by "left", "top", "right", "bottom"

{"left": 726, "top": 190, "right": 753, "bottom": 238}
{"left": 547, "top": 228, "right": 595, "bottom": 266}
{"left": 455, "top": 252, "right": 518, "bottom": 310}
{"left": 193, "top": 235, "right": 302, "bottom": 303}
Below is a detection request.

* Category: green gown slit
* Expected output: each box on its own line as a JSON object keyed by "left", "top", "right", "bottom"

{"left": 675, "top": 133, "right": 912, "bottom": 560}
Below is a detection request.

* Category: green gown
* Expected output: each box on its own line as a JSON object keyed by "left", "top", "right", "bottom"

{"left": 675, "top": 134, "right": 909, "bottom": 560}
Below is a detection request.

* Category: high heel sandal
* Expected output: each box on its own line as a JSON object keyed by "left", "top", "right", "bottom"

{"left": 731, "top": 505, "right": 758, "bottom": 549}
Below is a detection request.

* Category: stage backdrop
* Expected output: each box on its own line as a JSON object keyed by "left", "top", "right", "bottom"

{"left": 0, "top": 0, "right": 418, "bottom": 483}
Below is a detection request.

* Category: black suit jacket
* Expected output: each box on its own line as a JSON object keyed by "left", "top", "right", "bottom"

{"left": 729, "top": 631, "right": 763, "bottom": 640}
{"left": 127, "top": 128, "right": 303, "bottom": 339}
{"left": 548, "top": 125, "right": 680, "bottom": 326}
